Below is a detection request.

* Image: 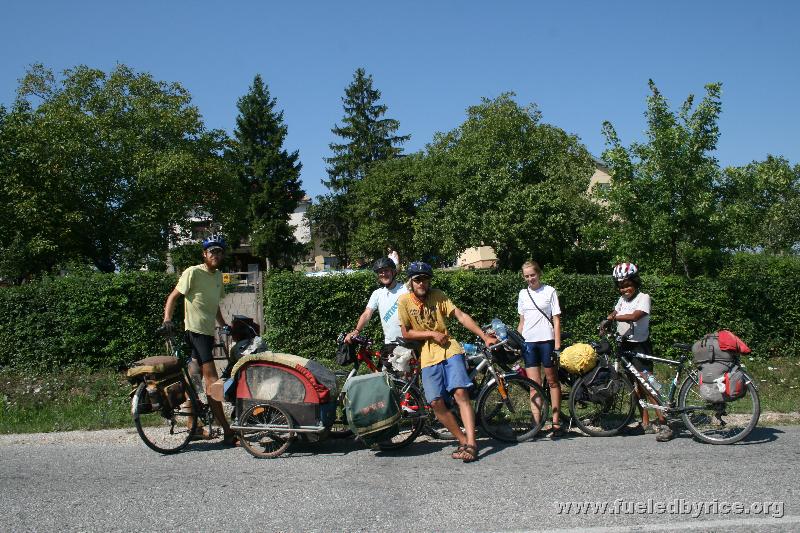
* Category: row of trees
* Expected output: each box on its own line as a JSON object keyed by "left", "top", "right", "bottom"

{"left": 311, "top": 76, "right": 799, "bottom": 276}
{"left": 0, "top": 64, "right": 307, "bottom": 281}
{"left": 1, "top": 63, "right": 798, "bottom": 282}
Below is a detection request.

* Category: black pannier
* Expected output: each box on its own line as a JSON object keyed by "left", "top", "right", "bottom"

{"left": 575, "top": 365, "right": 623, "bottom": 404}
{"left": 493, "top": 329, "right": 525, "bottom": 366}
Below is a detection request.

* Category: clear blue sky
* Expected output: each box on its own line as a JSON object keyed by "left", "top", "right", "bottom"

{"left": 3, "top": 1, "right": 798, "bottom": 199}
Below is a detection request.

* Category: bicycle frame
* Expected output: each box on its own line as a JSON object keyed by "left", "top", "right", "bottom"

{"left": 616, "top": 350, "right": 688, "bottom": 412}
{"left": 163, "top": 334, "right": 213, "bottom": 425}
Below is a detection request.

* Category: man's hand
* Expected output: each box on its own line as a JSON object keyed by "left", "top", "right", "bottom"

{"left": 161, "top": 320, "right": 175, "bottom": 334}
{"left": 430, "top": 331, "right": 449, "bottom": 346}
{"left": 483, "top": 334, "right": 498, "bottom": 347}
{"left": 344, "top": 330, "right": 359, "bottom": 344}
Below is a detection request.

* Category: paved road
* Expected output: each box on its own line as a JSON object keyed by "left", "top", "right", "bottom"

{"left": 1, "top": 424, "right": 798, "bottom": 532}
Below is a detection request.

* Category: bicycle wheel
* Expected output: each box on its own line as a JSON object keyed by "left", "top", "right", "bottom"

{"left": 238, "top": 402, "right": 295, "bottom": 458}
{"left": 330, "top": 370, "right": 354, "bottom": 438}
{"left": 570, "top": 372, "right": 636, "bottom": 437}
{"left": 132, "top": 381, "right": 196, "bottom": 454}
{"left": 378, "top": 378, "right": 426, "bottom": 450}
{"left": 476, "top": 375, "right": 549, "bottom": 442}
{"left": 679, "top": 373, "right": 760, "bottom": 445}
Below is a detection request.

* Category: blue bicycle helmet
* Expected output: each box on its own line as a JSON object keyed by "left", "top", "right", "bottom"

{"left": 407, "top": 261, "right": 433, "bottom": 279}
{"left": 202, "top": 234, "right": 227, "bottom": 251}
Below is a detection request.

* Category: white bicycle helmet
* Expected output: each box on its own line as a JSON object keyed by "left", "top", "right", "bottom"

{"left": 612, "top": 262, "right": 639, "bottom": 281}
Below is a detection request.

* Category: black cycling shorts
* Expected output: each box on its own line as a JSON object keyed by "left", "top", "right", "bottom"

{"left": 185, "top": 331, "right": 214, "bottom": 365}
{"left": 622, "top": 339, "right": 654, "bottom": 373}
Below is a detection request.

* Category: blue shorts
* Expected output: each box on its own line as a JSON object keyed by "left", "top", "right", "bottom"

{"left": 421, "top": 354, "right": 473, "bottom": 405}
{"left": 522, "top": 340, "right": 555, "bottom": 369}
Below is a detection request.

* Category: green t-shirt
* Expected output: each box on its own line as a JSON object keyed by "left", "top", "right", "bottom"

{"left": 397, "top": 288, "right": 464, "bottom": 368}
{"left": 176, "top": 264, "right": 225, "bottom": 336}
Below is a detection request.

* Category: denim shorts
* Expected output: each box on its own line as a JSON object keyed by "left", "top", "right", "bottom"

{"left": 421, "top": 354, "right": 473, "bottom": 405}
{"left": 522, "top": 340, "right": 555, "bottom": 369}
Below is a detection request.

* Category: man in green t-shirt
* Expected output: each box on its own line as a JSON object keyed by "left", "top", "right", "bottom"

{"left": 397, "top": 262, "right": 496, "bottom": 463}
{"left": 162, "top": 235, "right": 235, "bottom": 445}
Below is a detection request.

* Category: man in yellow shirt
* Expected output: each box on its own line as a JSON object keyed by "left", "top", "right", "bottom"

{"left": 397, "top": 262, "right": 495, "bottom": 462}
{"left": 162, "top": 235, "right": 235, "bottom": 445}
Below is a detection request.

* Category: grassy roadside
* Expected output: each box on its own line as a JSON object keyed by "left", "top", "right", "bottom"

{"left": 1, "top": 357, "right": 799, "bottom": 435}
{"left": 0, "top": 369, "right": 132, "bottom": 434}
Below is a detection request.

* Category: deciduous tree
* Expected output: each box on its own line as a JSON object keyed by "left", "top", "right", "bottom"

{"left": 719, "top": 156, "right": 800, "bottom": 254}
{"left": 600, "top": 80, "right": 723, "bottom": 276}
{"left": 0, "top": 64, "right": 239, "bottom": 280}
{"left": 410, "top": 94, "right": 598, "bottom": 269}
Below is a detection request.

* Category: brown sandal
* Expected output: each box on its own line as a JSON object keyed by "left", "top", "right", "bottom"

{"left": 457, "top": 444, "right": 478, "bottom": 463}
{"left": 451, "top": 444, "right": 466, "bottom": 459}
{"left": 189, "top": 428, "right": 214, "bottom": 441}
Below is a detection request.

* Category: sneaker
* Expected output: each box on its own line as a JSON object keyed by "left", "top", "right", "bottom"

{"left": 656, "top": 426, "right": 674, "bottom": 442}
{"left": 642, "top": 423, "right": 657, "bottom": 435}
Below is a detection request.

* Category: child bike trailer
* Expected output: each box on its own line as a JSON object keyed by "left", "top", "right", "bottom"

{"left": 228, "top": 351, "right": 338, "bottom": 458}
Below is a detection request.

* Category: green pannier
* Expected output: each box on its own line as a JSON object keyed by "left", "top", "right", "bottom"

{"left": 343, "top": 372, "right": 400, "bottom": 446}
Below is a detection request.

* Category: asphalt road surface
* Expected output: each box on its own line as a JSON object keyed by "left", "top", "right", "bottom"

{"left": 1, "top": 424, "right": 798, "bottom": 532}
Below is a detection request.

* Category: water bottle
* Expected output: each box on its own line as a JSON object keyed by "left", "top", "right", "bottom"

{"left": 641, "top": 369, "right": 662, "bottom": 394}
{"left": 462, "top": 343, "right": 478, "bottom": 357}
{"left": 490, "top": 318, "right": 508, "bottom": 341}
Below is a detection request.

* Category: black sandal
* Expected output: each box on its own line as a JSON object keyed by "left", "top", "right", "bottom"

{"left": 550, "top": 423, "right": 565, "bottom": 438}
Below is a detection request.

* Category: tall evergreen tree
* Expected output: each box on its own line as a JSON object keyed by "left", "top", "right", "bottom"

{"left": 230, "top": 75, "right": 305, "bottom": 269}
{"left": 310, "top": 68, "right": 409, "bottom": 266}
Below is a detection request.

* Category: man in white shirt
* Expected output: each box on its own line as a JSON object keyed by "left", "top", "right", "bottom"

{"left": 344, "top": 257, "right": 408, "bottom": 367}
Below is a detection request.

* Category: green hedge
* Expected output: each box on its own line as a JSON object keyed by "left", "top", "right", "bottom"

{"left": 264, "top": 257, "right": 800, "bottom": 364}
{"left": 0, "top": 254, "right": 797, "bottom": 371}
{"left": 0, "top": 273, "right": 175, "bottom": 370}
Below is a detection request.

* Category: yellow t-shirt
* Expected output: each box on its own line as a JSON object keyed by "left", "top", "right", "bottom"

{"left": 176, "top": 264, "right": 225, "bottom": 336}
{"left": 397, "top": 288, "right": 464, "bottom": 368}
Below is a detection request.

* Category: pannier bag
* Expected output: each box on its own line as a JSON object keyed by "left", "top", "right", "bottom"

{"left": 723, "top": 367, "right": 748, "bottom": 400}
{"left": 493, "top": 329, "right": 526, "bottom": 366}
{"left": 698, "top": 362, "right": 749, "bottom": 402}
{"left": 574, "top": 365, "right": 621, "bottom": 404}
{"left": 342, "top": 372, "right": 400, "bottom": 446}
{"left": 336, "top": 340, "right": 358, "bottom": 366}
{"left": 559, "top": 343, "right": 598, "bottom": 375}
{"left": 698, "top": 362, "right": 729, "bottom": 403}
{"left": 692, "top": 332, "right": 747, "bottom": 366}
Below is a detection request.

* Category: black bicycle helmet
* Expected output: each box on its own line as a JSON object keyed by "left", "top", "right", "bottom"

{"left": 407, "top": 261, "right": 433, "bottom": 279}
{"left": 372, "top": 257, "right": 396, "bottom": 273}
